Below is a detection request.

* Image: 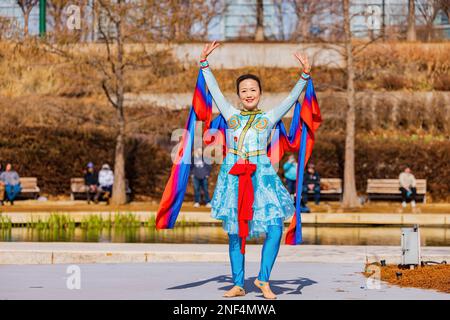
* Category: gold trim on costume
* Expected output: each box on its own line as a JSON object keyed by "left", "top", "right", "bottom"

{"left": 228, "top": 114, "right": 241, "bottom": 130}
{"left": 252, "top": 117, "right": 269, "bottom": 131}
{"left": 237, "top": 114, "right": 256, "bottom": 151}
{"left": 240, "top": 109, "right": 262, "bottom": 116}
{"left": 228, "top": 148, "right": 266, "bottom": 159}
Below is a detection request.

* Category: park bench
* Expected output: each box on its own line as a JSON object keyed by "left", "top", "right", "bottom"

{"left": 318, "top": 178, "right": 342, "bottom": 200}
{"left": 17, "top": 177, "right": 40, "bottom": 199}
{"left": 306, "top": 178, "right": 342, "bottom": 201}
{"left": 70, "top": 178, "right": 132, "bottom": 202}
{"left": 366, "top": 179, "right": 427, "bottom": 203}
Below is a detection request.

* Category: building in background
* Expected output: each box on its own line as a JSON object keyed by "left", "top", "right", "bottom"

{"left": 211, "top": 0, "right": 450, "bottom": 41}
{"left": 0, "top": 0, "right": 448, "bottom": 41}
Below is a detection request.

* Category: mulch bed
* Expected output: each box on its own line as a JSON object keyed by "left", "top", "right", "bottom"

{"left": 364, "top": 264, "right": 450, "bottom": 293}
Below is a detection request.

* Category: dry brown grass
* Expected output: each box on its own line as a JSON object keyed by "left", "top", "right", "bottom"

{"left": 356, "top": 42, "right": 450, "bottom": 91}
{"left": 1, "top": 41, "right": 450, "bottom": 98}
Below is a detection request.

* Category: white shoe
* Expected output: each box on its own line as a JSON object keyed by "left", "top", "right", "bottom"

{"left": 206, "top": 202, "right": 212, "bottom": 208}
{"left": 411, "top": 200, "right": 416, "bottom": 208}
{"left": 402, "top": 201, "right": 407, "bottom": 208}
{"left": 194, "top": 202, "right": 200, "bottom": 208}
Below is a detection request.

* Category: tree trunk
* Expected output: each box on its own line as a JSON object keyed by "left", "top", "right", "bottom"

{"left": 111, "top": 118, "right": 127, "bottom": 205}
{"left": 406, "top": 0, "right": 416, "bottom": 41}
{"left": 110, "top": 8, "right": 127, "bottom": 205}
{"left": 255, "top": 0, "right": 264, "bottom": 41}
{"left": 342, "top": 0, "right": 360, "bottom": 208}
{"left": 23, "top": 12, "right": 30, "bottom": 36}
{"left": 426, "top": 22, "right": 433, "bottom": 42}
{"left": 300, "top": 14, "right": 310, "bottom": 41}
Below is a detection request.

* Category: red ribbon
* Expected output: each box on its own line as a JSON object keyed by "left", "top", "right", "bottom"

{"left": 228, "top": 158, "right": 257, "bottom": 254}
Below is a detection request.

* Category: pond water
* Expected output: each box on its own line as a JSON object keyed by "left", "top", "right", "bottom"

{"left": 1, "top": 226, "right": 449, "bottom": 246}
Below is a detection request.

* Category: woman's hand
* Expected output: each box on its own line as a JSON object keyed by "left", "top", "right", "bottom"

{"left": 200, "top": 40, "right": 220, "bottom": 60}
{"left": 293, "top": 52, "right": 311, "bottom": 74}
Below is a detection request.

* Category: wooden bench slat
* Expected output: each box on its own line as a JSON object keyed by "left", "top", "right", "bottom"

{"left": 366, "top": 178, "right": 427, "bottom": 203}
{"left": 70, "top": 178, "right": 132, "bottom": 194}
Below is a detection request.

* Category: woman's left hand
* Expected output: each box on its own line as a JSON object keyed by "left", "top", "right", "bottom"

{"left": 293, "top": 52, "right": 311, "bottom": 74}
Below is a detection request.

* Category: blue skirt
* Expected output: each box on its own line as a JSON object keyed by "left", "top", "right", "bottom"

{"left": 211, "top": 153, "right": 295, "bottom": 237}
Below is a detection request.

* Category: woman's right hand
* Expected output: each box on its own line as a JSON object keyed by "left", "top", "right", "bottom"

{"left": 200, "top": 40, "right": 220, "bottom": 60}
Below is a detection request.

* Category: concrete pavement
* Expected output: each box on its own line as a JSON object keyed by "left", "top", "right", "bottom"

{"left": 1, "top": 242, "right": 449, "bottom": 265}
{"left": 0, "top": 262, "right": 448, "bottom": 300}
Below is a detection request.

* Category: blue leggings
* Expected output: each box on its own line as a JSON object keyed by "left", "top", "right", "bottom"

{"left": 228, "top": 225, "right": 283, "bottom": 287}
{"left": 5, "top": 184, "right": 21, "bottom": 202}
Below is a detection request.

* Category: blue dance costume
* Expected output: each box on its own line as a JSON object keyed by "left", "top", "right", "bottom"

{"left": 201, "top": 61, "right": 310, "bottom": 287}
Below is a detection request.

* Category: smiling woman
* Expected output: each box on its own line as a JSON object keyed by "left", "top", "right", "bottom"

{"left": 199, "top": 40, "right": 313, "bottom": 300}
{"left": 236, "top": 73, "right": 262, "bottom": 110}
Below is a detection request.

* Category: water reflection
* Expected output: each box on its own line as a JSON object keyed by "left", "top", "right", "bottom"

{"left": 1, "top": 226, "right": 449, "bottom": 246}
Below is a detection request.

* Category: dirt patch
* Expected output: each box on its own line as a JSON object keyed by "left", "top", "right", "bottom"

{"left": 364, "top": 264, "right": 450, "bottom": 294}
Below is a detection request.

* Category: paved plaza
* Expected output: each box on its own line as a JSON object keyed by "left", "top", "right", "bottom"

{"left": 0, "top": 261, "right": 449, "bottom": 300}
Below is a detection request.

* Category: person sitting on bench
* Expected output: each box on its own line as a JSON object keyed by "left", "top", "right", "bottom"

{"left": 96, "top": 163, "right": 114, "bottom": 204}
{"left": 0, "top": 163, "right": 22, "bottom": 205}
{"left": 84, "top": 162, "right": 98, "bottom": 204}
{"left": 302, "top": 163, "right": 321, "bottom": 205}
{"left": 399, "top": 166, "right": 417, "bottom": 208}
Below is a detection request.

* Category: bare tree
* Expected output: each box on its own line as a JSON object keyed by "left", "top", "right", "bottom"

{"left": 157, "top": 0, "right": 228, "bottom": 41}
{"left": 441, "top": 0, "right": 450, "bottom": 17}
{"left": 272, "top": 0, "right": 286, "bottom": 40}
{"left": 307, "top": 0, "right": 389, "bottom": 208}
{"left": 255, "top": 0, "right": 265, "bottom": 41}
{"left": 38, "top": 0, "right": 225, "bottom": 204}
{"left": 194, "top": 0, "right": 229, "bottom": 40}
{"left": 341, "top": 0, "right": 359, "bottom": 208}
{"left": 0, "top": 16, "right": 18, "bottom": 40}
{"left": 289, "top": 0, "right": 329, "bottom": 42}
{"left": 47, "top": 0, "right": 68, "bottom": 35}
{"left": 41, "top": 0, "right": 171, "bottom": 204}
{"left": 416, "top": 0, "right": 443, "bottom": 41}
{"left": 407, "top": 0, "right": 417, "bottom": 41}
{"left": 17, "top": 0, "right": 38, "bottom": 37}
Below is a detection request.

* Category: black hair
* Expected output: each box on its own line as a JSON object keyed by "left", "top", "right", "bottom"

{"left": 236, "top": 74, "right": 262, "bottom": 95}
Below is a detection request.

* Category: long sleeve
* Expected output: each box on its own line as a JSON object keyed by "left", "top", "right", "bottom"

{"left": 266, "top": 72, "right": 310, "bottom": 125}
{"left": 13, "top": 172, "right": 20, "bottom": 185}
{"left": 201, "top": 62, "right": 239, "bottom": 121}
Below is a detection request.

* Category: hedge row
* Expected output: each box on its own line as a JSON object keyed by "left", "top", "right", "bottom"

{"left": 0, "top": 127, "right": 448, "bottom": 201}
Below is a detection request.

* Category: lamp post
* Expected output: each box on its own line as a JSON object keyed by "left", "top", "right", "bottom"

{"left": 39, "top": 0, "right": 46, "bottom": 37}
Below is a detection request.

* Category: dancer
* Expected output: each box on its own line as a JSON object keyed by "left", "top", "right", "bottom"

{"left": 200, "top": 41, "right": 311, "bottom": 299}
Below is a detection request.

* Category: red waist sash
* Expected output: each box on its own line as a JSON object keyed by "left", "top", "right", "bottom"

{"left": 228, "top": 158, "right": 257, "bottom": 254}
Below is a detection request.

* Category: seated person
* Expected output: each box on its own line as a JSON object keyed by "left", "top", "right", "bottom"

{"left": 302, "top": 163, "right": 321, "bottom": 205}
{"left": 0, "top": 163, "right": 22, "bottom": 205}
{"left": 96, "top": 163, "right": 114, "bottom": 204}
{"left": 84, "top": 162, "right": 98, "bottom": 204}
{"left": 399, "top": 166, "right": 417, "bottom": 208}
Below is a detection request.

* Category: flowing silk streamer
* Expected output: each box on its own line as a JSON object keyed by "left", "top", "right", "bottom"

{"left": 156, "top": 69, "right": 321, "bottom": 247}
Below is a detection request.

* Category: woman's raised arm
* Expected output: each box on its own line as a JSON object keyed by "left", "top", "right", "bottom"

{"left": 266, "top": 52, "right": 311, "bottom": 125}
{"left": 266, "top": 72, "right": 310, "bottom": 124}
{"left": 200, "top": 41, "right": 238, "bottom": 121}
{"left": 201, "top": 60, "right": 239, "bottom": 121}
